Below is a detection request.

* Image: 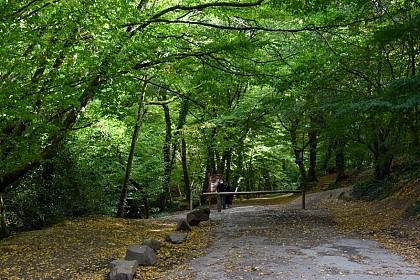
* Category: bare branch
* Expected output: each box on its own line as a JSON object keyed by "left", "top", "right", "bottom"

{"left": 127, "top": 0, "right": 264, "bottom": 35}
{"left": 15, "top": 0, "right": 60, "bottom": 19}
{"left": 149, "top": 0, "right": 264, "bottom": 21}
{"left": 15, "top": 0, "right": 39, "bottom": 15}
{"left": 126, "top": 75, "right": 207, "bottom": 109}
{"left": 144, "top": 96, "right": 179, "bottom": 106}
{"left": 126, "top": 16, "right": 379, "bottom": 35}
{"left": 68, "top": 122, "right": 96, "bottom": 131}
{"left": 132, "top": 50, "right": 217, "bottom": 70}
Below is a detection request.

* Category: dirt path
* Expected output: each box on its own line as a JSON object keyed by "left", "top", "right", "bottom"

{"left": 166, "top": 190, "right": 419, "bottom": 280}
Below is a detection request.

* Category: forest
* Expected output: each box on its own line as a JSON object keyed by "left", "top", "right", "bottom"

{"left": 0, "top": 0, "right": 419, "bottom": 238}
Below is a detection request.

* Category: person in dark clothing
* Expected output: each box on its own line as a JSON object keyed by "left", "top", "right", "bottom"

{"left": 217, "top": 180, "right": 228, "bottom": 209}
{"left": 225, "top": 182, "right": 233, "bottom": 208}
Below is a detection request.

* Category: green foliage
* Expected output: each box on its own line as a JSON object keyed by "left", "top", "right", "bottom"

{"left": 1, "top": 0, "right": 419, "bottom": 232}
{"left": 267, "top": 0, "right": 371, "bottom": 19}
{"left": 404, "top": 201, "right": 420, "bottom": 218}
{"left": 351, "top": 179, "right": 394, "bottom": 201}
{"left": 373, "top": 14, "right": 420, "bottom": 45}
{"left": 267, "top": 0, "right": 333, "bottom": 14}
{"left": 4, "top": 141, "right": 115, "bottom": 231}
{"left": 352, "top": 160, "right": 420, "bottom": 202}
{"left": 386, "top": 76, "right": 420, "bottom": 108}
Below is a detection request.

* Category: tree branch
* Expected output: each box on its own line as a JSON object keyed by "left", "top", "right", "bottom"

{"left": 126, "top": 75, "right": 207, "bottom": 109}
{"left": 149, "top": 0, "right": 264, "bottom": 21}
{"left": 127, "top": 16, "right": 380, "bottom": 35}
{"left": 144, "top": 96, "right": 179, "bottom": 106}
{"left": 15, "top": 0, "right": 39, "bottom": 15}
{"left": 132, "top": 50, "right": 217, "bottom": 70}
{"left": 68, "top": 122, "right": 96, "bottom": 131}
{"left": 15, "top": 0, "right": 60, "bottom": 19}
{"left": 127, "top": 0, "right": 264, "bottom": 35}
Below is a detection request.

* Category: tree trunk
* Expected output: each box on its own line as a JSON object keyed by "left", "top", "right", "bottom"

{"left": 181, "top": 137, "right": 191, "bottom": 202}
{"left": 411, "top": 105, "right": 419, "bottom": 156}
{"left": 175, "top": 98, "right": 191, "bottom": 202}
{"left": 201, "top": 160, "right": 213, "bottom": 205}
{"left": 159, "top": 101, "right": 172, "bottom": 211}
{"left": 321, "top": 145, "right": 333, "bottom": 173}
{"left": 0, "top": 195, "right": 10, "bottom": 239}
{"left": 373, "top": 130, "right": 393, "bottom": 180}
{"left": 224, "top": 148, "right": 233, "bottom": 184}
{"left": 219, "top": 152, "right": 226, "bottom": 175}
{"left": 245, "top": 150, "right": 254, "bottom": 191}
{"left": 290, "top": 118, "right": 306, "bottom": 183}
{"left": 233, "top": 138, "right": 245, "bottom": 192}
{"left": 218, "top": 149, "right": 232, "bottom": 178}
{"left": 116, "top": 81, "right": 148, "bottom": 218}
{"left": 334, "top": 139, "right": 347, "bottom": 184}
{"left": 201, "top": 128, "right": 216, "bottom": 204}
{"left": 307, "top": 119, "right": 318, "bottom": 182}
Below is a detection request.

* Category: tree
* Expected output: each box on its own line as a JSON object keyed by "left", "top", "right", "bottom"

{"left": 315, "top": 0, "right": 420, "bottom": 179}
{"left": 2, "top": 0, "right": 418, "bottom": 235}
{"left": 1, "top": 0, "right": 269, "bottom": 191}
{"left": 116, "top": 79, "right": 148, "bottom": 218}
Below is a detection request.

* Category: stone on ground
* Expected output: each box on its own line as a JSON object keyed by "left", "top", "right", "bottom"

{"left": 186, "top": 212, "right": 201, "bottom": 226}
{"left": 142, "top": 238, "right": 163, "bottom": 252}
{"left": 190, "top": 208, "right": 211, "bottom": 221}
{"left": 125, "top": 244, "right": 157, "bottom": 266}
{"left": 175, "top": 219, "right": 191, "bottom": 231}
{"left": 166, "top": 232, "right": 188, "bottom": 244}
{"left": 109, "top": 259, "right": 138, "bottom": 280}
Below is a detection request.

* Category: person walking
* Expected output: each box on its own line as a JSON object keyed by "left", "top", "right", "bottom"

{"left": 217, "top": 180, "right": 228, "bottom": 209}
{"left": 225, "top": 182, "right": 233, "bottom": 208}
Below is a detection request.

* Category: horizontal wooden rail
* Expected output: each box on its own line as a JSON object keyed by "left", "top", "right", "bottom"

{"left": 202, "top": 189, "right": 305, "bottom": 212}
{"left": 202, "top": 190, "right": 302, "bottom": 196}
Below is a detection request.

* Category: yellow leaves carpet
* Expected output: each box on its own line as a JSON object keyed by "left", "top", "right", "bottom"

{"left": 0, "top": 215, "right": 220, "bottom": 279}
{"left": 0, "top": 172, "right": 418, "bottom": 279}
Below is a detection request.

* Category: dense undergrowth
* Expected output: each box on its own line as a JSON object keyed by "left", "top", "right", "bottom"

{"left": 351, "top": 160, "right": 420, "bottom": 208}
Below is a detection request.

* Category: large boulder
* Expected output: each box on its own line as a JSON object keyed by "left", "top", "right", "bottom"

{"left": 109, "top": 259, "right": 138, "bottom": 280}
{"left": 125, "top": 244, "right": 157, "bottom": 266}
{"left": 189, "top": 208, "right": 211, "bottom": 222}
{"left": 175, "top": 219, "right": 192, "bottom": 231}
{"left": 186, "top": 212, "right": 201, "bottom": 226}
{"left": 166, "top": 232, "right": 188, "bottom": 244}
{"left": 142, "top": 238, "right": 163, "bottom": 252}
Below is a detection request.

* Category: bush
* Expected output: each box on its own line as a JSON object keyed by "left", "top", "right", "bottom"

{"left": 351, "top": 179, "right": 395, "bottom": 201}
{"left": 4, "top": 143, "right": 116, "bottom": 232}
{"left": 404, "top": 201, "right": 420, "bottom": 218}
{"left": 4, "top": 183, "right": 67, "bottom": 231}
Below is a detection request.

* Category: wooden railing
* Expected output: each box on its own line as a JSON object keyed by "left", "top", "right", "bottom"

{"left": 202, "top": 189, "right": 305, "bottom": 212}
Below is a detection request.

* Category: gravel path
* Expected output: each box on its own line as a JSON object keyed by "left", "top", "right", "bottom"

{"left": 166, "top": 190, "right": 419, "bottom": 280}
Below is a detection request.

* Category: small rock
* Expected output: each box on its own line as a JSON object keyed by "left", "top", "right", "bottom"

{"left": 190, "top": 208, "right": 211, "bottom": 221}
{"left": 142, "top": 238, "right": 163, "bottom": 252}
{"left": 187, "top": 212, "right": 201, "bottom": 226}
{"left": 166, "top": 232, "right": 187, "bottom": 244}
{"left": 109, "top": 259, "right": 138, "bottom": 280}
{"left": 125, "top": 244, "right": 157, "bottom": 266}
{"left": 176, "top": 219, "right": 192, "bottom": 231}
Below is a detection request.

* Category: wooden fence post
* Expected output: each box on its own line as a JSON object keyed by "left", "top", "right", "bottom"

{"left": 302, "top": 189, "right": 306, "bottom": 210}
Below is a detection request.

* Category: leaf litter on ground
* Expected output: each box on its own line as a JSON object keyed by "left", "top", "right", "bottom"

{"left": 0, "top": 215, "right": 221, "bottom": 279}
{"left": 0, "top": 171, "right": 418, "bottom": 279}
